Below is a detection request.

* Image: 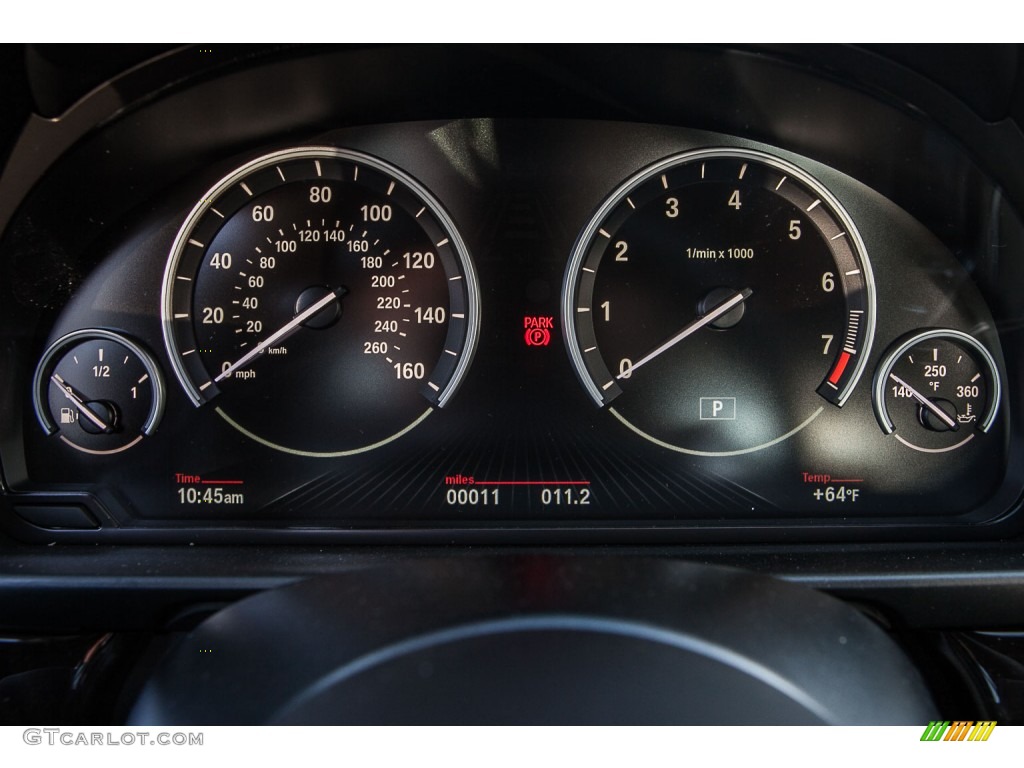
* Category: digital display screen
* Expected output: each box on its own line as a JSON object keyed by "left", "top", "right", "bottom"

{"left": 3, "top": 120, "right": 1016, "bottom": 536}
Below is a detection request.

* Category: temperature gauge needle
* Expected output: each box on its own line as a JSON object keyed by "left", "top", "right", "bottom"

{"left": 215, "top": 287, "right": 346, "bottom": 383}
{"left": 618, "top": 288, "right": 753, "bottom": 379}
{"left": 888, "top": 372, "right": 959, "bottom": 431}
{"left": 50, "top": 374, "right": 113, "bottom": 432}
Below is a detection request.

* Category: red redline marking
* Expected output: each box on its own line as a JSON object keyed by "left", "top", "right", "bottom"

{"left": 200, "top": 480, "right": 244, "bottom": 485}
{"left": 472, "top": 481, "right": 591, "bottom": 486}
{"left": 828, "top": 351, "right": 851, "bottom": 385}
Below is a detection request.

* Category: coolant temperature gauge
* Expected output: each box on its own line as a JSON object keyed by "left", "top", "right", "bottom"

{"left": 32, "top": 329, "right": 165, "bottom": 455}
{"left": 873, "top": 329, "right": 1001, "bottom": 453}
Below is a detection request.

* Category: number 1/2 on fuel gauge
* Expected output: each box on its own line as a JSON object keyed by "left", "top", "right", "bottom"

{"left": 32, "top": 329, "right": 165, "bottom": 455}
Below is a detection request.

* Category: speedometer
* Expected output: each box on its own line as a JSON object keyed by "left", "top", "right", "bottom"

{"left": 162, "top": 147, "right": 479, "bottom": 457}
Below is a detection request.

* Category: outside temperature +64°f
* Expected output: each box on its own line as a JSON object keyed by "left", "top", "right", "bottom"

{"left": 803, "top": 472, "right": 862, "bottom": 504}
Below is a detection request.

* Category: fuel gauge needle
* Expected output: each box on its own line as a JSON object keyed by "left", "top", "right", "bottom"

{"left": 215, "top": 287, "right": 346, "bottom": 383}
{"left": 618, "top": 288, "right": 753, "bottom": 379}
{"left": 50, "top": 374, "right": 113, "bottom": 432}
{"left": 888, "top": 372, "right": 959, "bottom": 431}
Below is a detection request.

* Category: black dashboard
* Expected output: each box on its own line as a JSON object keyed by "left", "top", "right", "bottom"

{"left": 3, "top": 44, "right": 1024, "bottom": 725}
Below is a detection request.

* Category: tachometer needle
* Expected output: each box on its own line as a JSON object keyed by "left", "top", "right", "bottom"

{"left": 215, "top": 287, "right": 346, "bottom": 383}
{"left": 617, "top": 288, "right": 753, "bottom": 380}
{"left": 888, "top": 372, "right": 958, "bottom": 431}
{"left": 50, "top": 374, "right": 113, "bottom": 432}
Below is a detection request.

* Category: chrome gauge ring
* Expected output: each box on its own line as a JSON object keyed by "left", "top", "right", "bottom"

{"left": 162, "top": 147, "right": 480, "bottom": 457}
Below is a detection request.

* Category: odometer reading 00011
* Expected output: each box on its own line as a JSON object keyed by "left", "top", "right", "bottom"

{"left": 563, "top": 148, "right": 875, "bottom": 456}
{"left": 162, "top": 147, "right": 479, "bottom": 456}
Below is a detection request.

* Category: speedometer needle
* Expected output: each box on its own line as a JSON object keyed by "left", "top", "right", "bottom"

{"left": 215, "top": 287, "right": 346, "bottom": 383}
{"left": 617, "top": 288, "right": 753, "bottom": 380}
{"left": 50, "top": 374, "right": 113, "bottom": 432}
{"left": 888, "top": 372, "right": 959, "bottom": 431}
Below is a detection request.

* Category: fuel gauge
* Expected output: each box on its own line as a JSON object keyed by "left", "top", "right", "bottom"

{"left": 32, "top": 329, "right": 165, "bottom": 455}
{"left": 873, "top": 329, "right": 1000, "bottom": 453}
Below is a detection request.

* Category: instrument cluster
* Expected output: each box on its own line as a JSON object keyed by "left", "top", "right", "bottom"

{"left": 1, "top": 49, "right": 1022, "bottom": 543}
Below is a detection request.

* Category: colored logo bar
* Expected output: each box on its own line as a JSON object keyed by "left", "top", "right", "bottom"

{"left": 920, "top": 720, "right": 996, "bottom": 741}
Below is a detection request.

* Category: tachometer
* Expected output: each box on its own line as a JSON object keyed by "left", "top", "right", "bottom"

{"left": 563, "top": 148, "right": 875, "bottom": 456}
{"left": 162, "top": 147, "right": 479, "bottom": 457}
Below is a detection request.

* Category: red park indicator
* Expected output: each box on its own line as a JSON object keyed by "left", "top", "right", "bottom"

{"left": 524, "top": 316, "right": 554, "bottom": 346}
